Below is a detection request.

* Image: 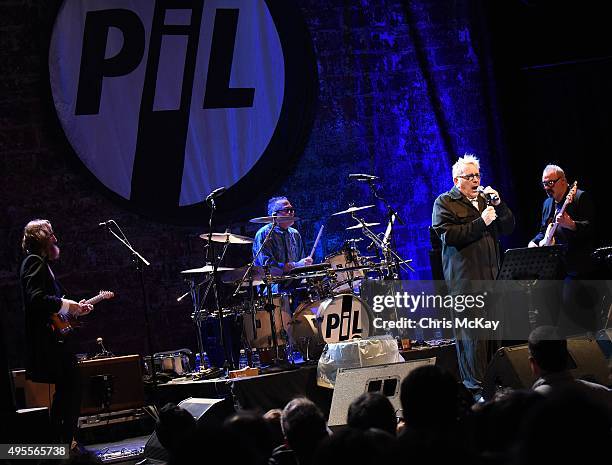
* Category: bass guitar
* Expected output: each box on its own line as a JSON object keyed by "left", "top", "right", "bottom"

{"left": 539, "top": 181, "right": 578, "bottom": 247}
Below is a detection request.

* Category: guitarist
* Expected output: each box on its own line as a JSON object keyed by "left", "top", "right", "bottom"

{"left": 528, "top": 166, "right": 597, "bottom": 334}
{"left": 528, "top": 165, "right": 595, "bottom": 277}
{"left": 20, "top": 219, "right": 92, "bottom": 448}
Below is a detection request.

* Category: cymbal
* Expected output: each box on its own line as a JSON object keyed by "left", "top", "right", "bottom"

{"left": 181, "top": 265, "right": 235, "bottom": 274}
{"left": 199, "top": 232, "right": 254, "bottom": 244}
{"left": 331, "top": 205, "right": 375, "bottom": 216}
{"left": 346, "top": 222, "right": 380, "bottom": 230}
{"left": 249, "top": 215, "right": 301, "bottom": 224}
{"left": 221, "top": 265, "right": 283, "bottom": 286}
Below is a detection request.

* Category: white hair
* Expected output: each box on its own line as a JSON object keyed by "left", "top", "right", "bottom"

{"left": 452, "top": 153, "right": 480, "bottom": 179}
{"left": 543, "top": 164, "right": 565, "bottom": 179}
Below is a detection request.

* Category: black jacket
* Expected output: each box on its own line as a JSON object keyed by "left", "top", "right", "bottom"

{"left": 20, "top": 254, "right": 68, "bottom": 383}
{"left": 531, "top": 188, "right": 594, "bottom": 276}
{"left": 432, "top": 186, "right": 515, "bottom": 292}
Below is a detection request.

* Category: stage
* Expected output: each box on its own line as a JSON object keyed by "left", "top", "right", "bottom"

{"left": 148, "top": 343, "right": 458, "bottom": 415}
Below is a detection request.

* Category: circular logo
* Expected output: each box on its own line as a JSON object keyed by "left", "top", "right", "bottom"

{"left": 49, "top": 0, "right": 317, "bottom": 221}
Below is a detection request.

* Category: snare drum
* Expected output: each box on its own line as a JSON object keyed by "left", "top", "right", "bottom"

{"left": 325, "top": 246, "right": 365, "bottom": 292}
{"left": 243, "top": 294, "right": 292, "bottom": 348}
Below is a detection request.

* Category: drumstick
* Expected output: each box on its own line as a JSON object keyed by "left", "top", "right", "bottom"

{"left": 309, "top": 225, "right": 324, "bottom": 259}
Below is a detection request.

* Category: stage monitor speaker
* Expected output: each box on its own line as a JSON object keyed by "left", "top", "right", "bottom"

{"left": 328, "top": 358, "right": 436, "bottom": 428}
{"left": 78, "top": 355, "right": 144, "bottom": 415}
{"left": 143, "top": 397, "right": 235, "bottom": 462}
{"left": 483, "top": 336, "right": 610, "bottom": 400}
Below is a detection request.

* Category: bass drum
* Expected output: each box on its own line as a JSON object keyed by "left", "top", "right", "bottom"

{"left": 288, "top": 294, "right": 371, "bottom": 359}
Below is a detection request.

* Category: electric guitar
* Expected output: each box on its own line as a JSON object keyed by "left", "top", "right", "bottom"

{"left": 50, "top": 290, "right": 114, "bottom": 337}
{"left": 539, "top": 181, "right": 578, "bottom": 247}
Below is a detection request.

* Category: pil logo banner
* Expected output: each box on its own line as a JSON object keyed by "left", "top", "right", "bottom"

{"left": 49, "top": 0, "right": 317, "bottom": 221}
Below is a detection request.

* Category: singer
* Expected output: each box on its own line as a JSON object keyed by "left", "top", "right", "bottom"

{"left": 431, "top": 154, "right": 514, "bottom": 396}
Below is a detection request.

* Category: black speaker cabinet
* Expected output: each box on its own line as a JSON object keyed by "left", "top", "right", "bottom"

{"left": 144, "top": 397, "right": 235, "bottom": 461}
{"left": 483, "top": 337, "right": 610, "bottom": 400}
{"left": 78, "top": 355, "right": 144, "bottom": 415}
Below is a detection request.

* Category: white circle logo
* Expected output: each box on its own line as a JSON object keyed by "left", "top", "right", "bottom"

{"left": 49, "top": 0, "right": 317, "bottom": 220}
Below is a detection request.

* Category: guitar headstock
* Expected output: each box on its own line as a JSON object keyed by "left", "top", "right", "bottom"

{"left": 566, "top": 181, "right": 578, "bottom": 204}
{"left": 98, "top": 290, "right": 115, "bottom": 300}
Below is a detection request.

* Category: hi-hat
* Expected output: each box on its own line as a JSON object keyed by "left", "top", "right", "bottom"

{"left": 199, "top": 232, "right": 254, "bottom": 244}
{"left": 221, "top": 265, "right": 283, "bottom": 286}
{"left": 181, "top": 265, "right": 235, "bottom": 274}
{"left": 331, "top": 205, "right": 375, "bottom": 216}
{"left": 346, "top": 222, "right": 380, "bottom": 230}
{"left": 249, "top": 215, "right": 301, "bottom": 224}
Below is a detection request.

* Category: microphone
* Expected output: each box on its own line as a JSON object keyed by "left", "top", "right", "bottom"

{"left": 206, "top": 186, "right": 226, "bottom": 202}
{"left": 477, "top": 186, "right": 499, "bottom": 203}
{"left": 348, "top": 173, "right": 379, "bottom": 181}
{"left": 96, "top": 337, "right": 111, "bottom": 357}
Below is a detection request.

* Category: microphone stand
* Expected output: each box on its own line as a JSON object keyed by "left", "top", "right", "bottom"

{"left": 352, "top": 214, "right": 414, "bottom": 273}
{"left": 364, "top": 179, "right": 413, "bottom": 276}
{"left": 233, "top": 217, "right": 278, "bottom": 295}
{"left": 101, "top": 222, "right": 157, "bottom": 397}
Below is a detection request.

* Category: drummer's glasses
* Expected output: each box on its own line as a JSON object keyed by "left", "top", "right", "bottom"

{"left": 457, "top": 173, "right": 480, "bottom": 181}
{"left": 275, "top": 208, "right": 295, "bottom": 215}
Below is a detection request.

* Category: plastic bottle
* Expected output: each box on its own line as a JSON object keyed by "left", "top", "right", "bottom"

{"left": 251, "top": 348, "right": 261, "bottom": 368}
{"left": 238, "top": 349, "right": 248, "bottom": 369}
{"left": 194, "top": 353, "right": 201, "bottom": 372}
{"left": 202, "top": 352, "right": 211, "bottom": 370}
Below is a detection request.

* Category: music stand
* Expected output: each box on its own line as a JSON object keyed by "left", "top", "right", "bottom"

{"left": 495, "top": 246, "right": 566, "bottom": 341}
{"left": 497, "top": 246, "right": 565, "bottom": 280}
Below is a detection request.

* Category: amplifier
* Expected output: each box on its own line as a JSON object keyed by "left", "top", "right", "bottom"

{"left": 78, "top": 355, "right": 144, "bottom": 415}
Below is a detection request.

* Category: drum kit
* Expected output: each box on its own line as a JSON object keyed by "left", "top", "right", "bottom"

{"left": 179, "top": 202, "right": 414, "bottom": 370}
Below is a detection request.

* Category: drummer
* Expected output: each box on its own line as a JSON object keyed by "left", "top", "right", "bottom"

{"left": 252, "top": 196, "right": 313, "bottom": 293}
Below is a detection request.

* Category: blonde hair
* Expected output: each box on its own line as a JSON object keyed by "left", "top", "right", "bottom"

{"left": 452, "top": 153, "right": 480, "bottom": 179}
{"left": 22, "top": 219, "right": 52, "bottom": 255}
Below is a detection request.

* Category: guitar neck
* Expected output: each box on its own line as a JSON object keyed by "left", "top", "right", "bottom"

{"left": 85, "top": 294, "right": 105, "bottom": 306}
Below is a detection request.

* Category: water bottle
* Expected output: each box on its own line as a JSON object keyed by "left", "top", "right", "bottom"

{"left": 238, "top": 349, "right": 248, "bottom": 369}
{"left": 251, "top": 348, "right": 261, "bottom": 368}
{"left": 202, "top": 352, "right": 211, "bottom": 369}
{"left": 194, "top": 353, "right": 201, "bottom": 372}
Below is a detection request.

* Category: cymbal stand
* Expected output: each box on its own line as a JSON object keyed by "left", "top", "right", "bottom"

{"left": 352, "top": 213, "right": 414, "bottom": 273}
{"left": 204, "top": 197, "right": 234, "bottom": 370}
{"left": 263, "top": 267, "right": 282, "bottom": 361}
{"left": 185, "top": 276, "right": 210, "bottom": 370}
